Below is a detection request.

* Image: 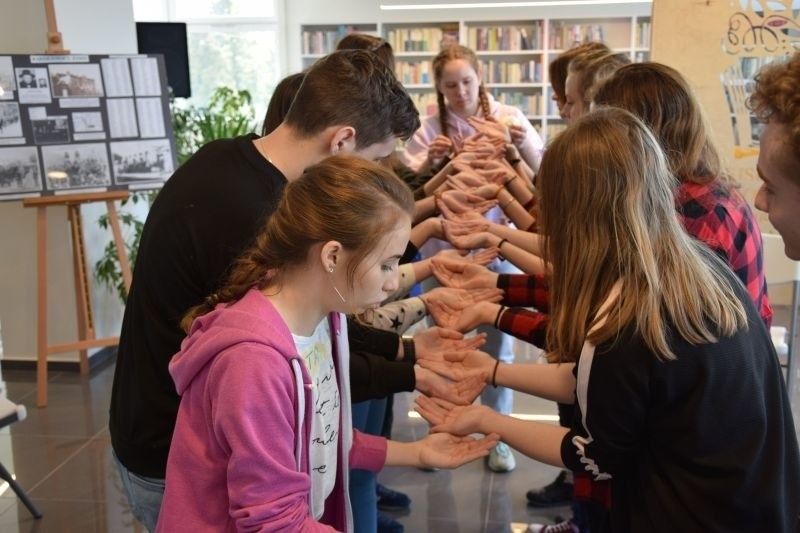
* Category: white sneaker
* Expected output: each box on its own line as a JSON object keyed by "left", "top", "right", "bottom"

{"left": 487, "top": 442, "right": 516, "bottom": 472}
{"left": 527, "top": 520, "right": 579, "bottom": 533}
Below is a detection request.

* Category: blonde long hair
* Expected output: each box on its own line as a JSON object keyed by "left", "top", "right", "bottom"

{"left": 432, "top": 44, "right": 492, "bottom": 138}
{"left": 539, "top": 107, "right": 747, "bottom": 362}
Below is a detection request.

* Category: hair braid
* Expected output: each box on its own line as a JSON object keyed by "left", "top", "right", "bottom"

{"left": 180, "top": 233, "right": 273, "bottom": 333}
{"left": 477, "top": 84, "right": 491, "bottom": 118}
{"left": 437, "top": 89, "right": 449, "bottom": 138}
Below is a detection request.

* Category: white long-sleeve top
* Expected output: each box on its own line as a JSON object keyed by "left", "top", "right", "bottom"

{"left": 400, "top": 93, "right": 544, "bottom": 172}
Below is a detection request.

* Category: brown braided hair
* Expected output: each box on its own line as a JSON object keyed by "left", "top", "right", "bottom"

{"left": 180, "top": 154, "right": 415, "bottom": 333}
{"left": 433, "top": 44, "right": 492, "bottom": 139}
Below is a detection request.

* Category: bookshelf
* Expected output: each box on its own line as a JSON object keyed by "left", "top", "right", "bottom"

{"left": 299, "top": 15, "right": 651, "bottom": 140}
{"left": 300, "top": 23, "right": 379, "bottom": 68}
{"left": 543, "top": 15, "right": 651, "bottom": 140}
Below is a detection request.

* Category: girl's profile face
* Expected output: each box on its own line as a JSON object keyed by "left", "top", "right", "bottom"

{"left": 437, "top": 58, "right": 481, "bottom": 118}
{"left": 562, "top": 73, "right": 586, "bottom": 124}
{"left": 342, "top": 215, "right": 411, "bottom": 313}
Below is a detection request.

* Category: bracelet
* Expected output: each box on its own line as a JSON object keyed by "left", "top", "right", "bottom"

{"left": 401, "top": 335, "right": 416, "bottom": 364}
{"left": 508, "top": 158, "right": 521, "bottom": 165}
{"left": 493, "top": 305, "right": 506, "bottom": 329}
{"left": 491, "top": 359, "right": 500, "bottom": 388}
{"left": 504, "top": 175, "right": 518, "bottom": 187}
{"left": 496, "top": 237, "right": 508, "bottom": 261}
{"left": 500, "top": 196, "right": 517, "bottom": 210}
{"left": 522, "top": 196, "right": 537, "bottom": 211}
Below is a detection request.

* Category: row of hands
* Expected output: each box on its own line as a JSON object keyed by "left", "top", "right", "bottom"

{"left": 428, "top": 115, "right": 528, "bottom": 166}
{"left": 403, "top": 117, "right": 530, "bottom": 468}
{"left": 401, "top": 251, "right": 511, "bottom": 468}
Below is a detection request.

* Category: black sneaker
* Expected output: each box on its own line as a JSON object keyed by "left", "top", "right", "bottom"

{"left": 377, "top": 511, "right": 404, "bottom": 533}
{"left": 376, "top": 483, "right": 411, "bottom": 511}
{"left": 525, "top": 471, "right": 573, "bottom": 507}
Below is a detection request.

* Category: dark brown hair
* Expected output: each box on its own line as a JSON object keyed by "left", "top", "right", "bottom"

{"left": 284, "top": 49, "right": 419, "bottom": 148}
{"left": 432, "top": 45, "right": 492, "bottom": 138}
{"left": 749, "top": 51, "right": 800, "bottom": 163}
{"left": 593, "top": 62, "right": 722, "bottom": 185}
{"left": 182, "top": 154, "right": 415, "bottom": 332}
{"left": 549, "top": 41, "right": 611, "bottom": 107}
{"left": 261, "top": 72, "right": 306, "bottom": 136}
{"left": 337, "top": 33, "right": 396, "bottom": 73}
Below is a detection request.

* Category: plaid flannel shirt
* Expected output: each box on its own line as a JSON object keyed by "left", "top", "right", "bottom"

{"left": 496, "top": 273, "right": 550, "bottom": 349}
{"left": 676, "top": 181, "right": 772, "bottom": 327}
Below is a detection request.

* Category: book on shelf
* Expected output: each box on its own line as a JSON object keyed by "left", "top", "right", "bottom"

{"left": 397, "top": 60, "right": 432, "bottom": 85}
{"left": 491, "top": 90, "right": 542, "bottom": 117}
{"left": 480, "top": 59, "right": 541, "bottom": 84}
{"left": 548, "top": 23, "right": 606, "bottom": 50}
{"left": 302, "top": 25, "right": 365, "bottom": 55}
{"left": 636, "top": 21, "right": 651, "bottom": 49}
{"left": 468, "top": 23, "right": 543, "bottom": 52}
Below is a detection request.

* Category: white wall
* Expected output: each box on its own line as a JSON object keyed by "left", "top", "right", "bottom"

{"left": 0, "top": 0, "right": 138, "bottom": 362}
{"left": 285, "top": 0, "right": 652, "bottom": 71}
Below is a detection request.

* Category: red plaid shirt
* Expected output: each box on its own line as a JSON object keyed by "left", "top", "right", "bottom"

{"left": 676, "top": 181, "right": 772, "bottom": 327}
{"left": 496, "top": 273, "right": 549, "bottom": 348}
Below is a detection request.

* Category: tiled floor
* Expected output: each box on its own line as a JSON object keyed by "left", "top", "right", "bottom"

{"left": 0, "top": 336, "right": 797, "bottom": 533}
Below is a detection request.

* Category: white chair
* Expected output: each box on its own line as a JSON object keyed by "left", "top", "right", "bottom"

{"left": 762, "top": 233, "right": 800, "bottom": 401}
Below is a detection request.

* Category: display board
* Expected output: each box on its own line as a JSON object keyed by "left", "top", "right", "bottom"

{"left": 0, "top": 53, "right": 176, "bottom": 201}
{"left": 650, "top": 0, "right": 800, "bottom": 231}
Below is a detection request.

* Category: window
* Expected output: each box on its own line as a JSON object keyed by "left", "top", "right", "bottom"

{"left": 132, "top": 0, "right": 281, "bottom": 122}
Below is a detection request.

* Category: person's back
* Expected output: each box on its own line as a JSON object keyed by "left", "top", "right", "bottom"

{"left": 110, "top": 135, "right": 284, "bottom": 478}
{"left": 109, "top": 48, "right": 419, "bottom": 532}
{"left": 583, "top": 269, "right": 797, "bottom": 531}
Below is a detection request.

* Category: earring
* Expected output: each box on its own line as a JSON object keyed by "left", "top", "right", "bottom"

{"left": 328, "top": 266, "right": 334, "bottom": 273}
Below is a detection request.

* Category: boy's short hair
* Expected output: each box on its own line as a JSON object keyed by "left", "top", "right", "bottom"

{"left": 285, "top": 49, "right": 419, "bottom": 149}
{"left": 749, "top": 51, "right": 800, "bottom": 162}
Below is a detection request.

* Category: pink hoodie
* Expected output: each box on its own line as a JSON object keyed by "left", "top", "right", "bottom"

{"left": 157, "top": 289, "right": 387, "bottom": 532}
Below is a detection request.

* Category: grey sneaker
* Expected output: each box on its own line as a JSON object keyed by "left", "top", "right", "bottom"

{"left": 487, "top": 442, "right": 516, "bottom": 472}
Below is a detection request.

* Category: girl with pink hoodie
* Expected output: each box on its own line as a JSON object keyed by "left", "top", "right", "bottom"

{"left": 156, "top": 154, "right": 499, "bottom": 532}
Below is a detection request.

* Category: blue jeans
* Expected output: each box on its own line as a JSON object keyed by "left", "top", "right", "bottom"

{"left": 479, "top": 256, "right": 520, "bottom": 416}
{"left": 113, "top": 451, "right": 164, "bottom": 532}
{"left": 350, "top": 398, "right": 388, "bottom": 533}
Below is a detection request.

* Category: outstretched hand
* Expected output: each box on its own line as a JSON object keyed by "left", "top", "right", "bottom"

{"left": 413, "top": 327, "right": 487, "bottom": 360}
{"left": 441, "top": 219, "right": 494, "bottom": 251}
{"left": 468, "top": 116, "right": 512, "bottom": 144}
{"left": 438, "top": 189, "right": 497, "bottom": 217}
{"left": 417, "top": 349, "right": 496, "bottom": 382}
{"left": 415, "top": 395, "right": 494, "bottom": 437}
{"left": 430, "top": 257, "right": 498, "bottom": 290}
{"left": 415, "top": 365, "right": 487, "bottom": 406}
{"left": 422, "top": 287, "right": 502, "bottom": 332}
{"left": 416, "top": 431, "right": 500, "bottom": 469}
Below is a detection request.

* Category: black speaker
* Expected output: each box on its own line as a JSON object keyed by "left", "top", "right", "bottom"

{"left": 136, "top": 22, "right": 191, "bottom": 98}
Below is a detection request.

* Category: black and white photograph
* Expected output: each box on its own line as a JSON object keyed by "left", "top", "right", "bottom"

{"left": 72, "top": 111, "right": 104, "bottom": 133}
{"left": 110, "top": 139, "right": 174, "bottom": 183}
{"left": 16, "top": 67, "right": 52, "bottom": 104}
{"left": 0, "top": 102, "right": 23, "bottom": 138}
{"left": 41, "top": 142, "right": 111, "bottom": 190}
{"left": 0, "top": 146, "right": 41, "bottom": 195}
{"left": 31, "top": 116, "right": 70, "bottom": 144}
{"left": 0, "top": 56, "right": 13, "bottom": 100}
{"left": 48, "top": 63, "right": 105, "bottom": 98}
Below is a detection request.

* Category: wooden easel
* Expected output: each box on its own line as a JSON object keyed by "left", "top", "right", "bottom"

{"left": 43, "top": 0, "right": 69, "bottom": 55}
{"left": 22, "top": 191, "right": 132, "bottom": 407}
